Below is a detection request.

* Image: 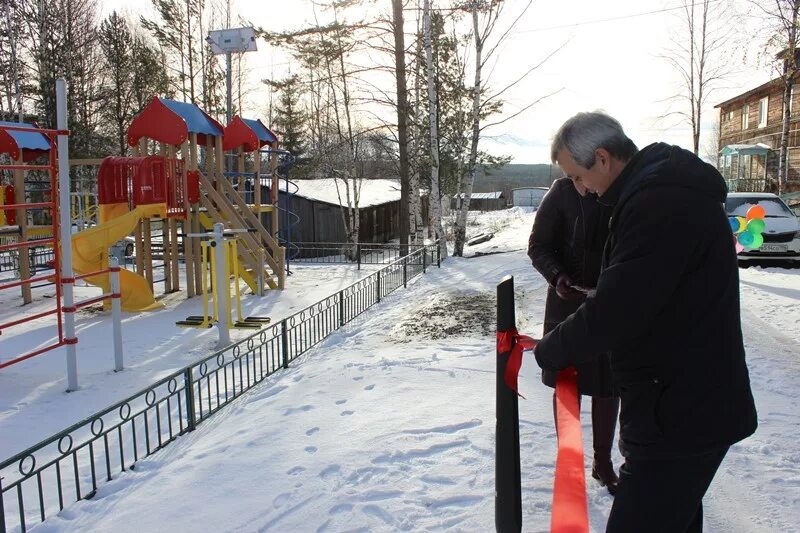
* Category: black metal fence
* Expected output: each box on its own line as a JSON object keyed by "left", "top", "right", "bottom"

{"left": 291, "top": 242, "right": 430, "bottom": 267}
{"left": 0, "top": 244, "right": 55, "bottom": 275}
{"left": 0, "top": 241, "right": 442, "bottom": 532}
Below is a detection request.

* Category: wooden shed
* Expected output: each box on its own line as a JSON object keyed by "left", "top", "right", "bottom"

{"left": 262, "top": 178, "right": 427, "bottom": 249}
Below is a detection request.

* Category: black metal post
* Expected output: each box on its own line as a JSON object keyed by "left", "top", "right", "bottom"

{"left": 422, "top": 247, "right": 427, "bottom": 273}
{"left": 0, "top": 475, "right": 6, "bottom": 533}
{"left": 437, "top": 240, "right": 441, "bottom": 267}
{"left": 403, "top": 257, "right": 407, "bottom": 288}
{"left": 338, "top": 290, "right": 345, "bottom": 328}
{"left": 357, "top": 244, "right": 361, "bottom": 270}
{"left": 496, "top": 275, "right": 522, "bottom": 533}
{"left": 184, "top": 367, "right": 196, "bottom": 432}
{"left": 376, "top": 270, "right": 381, "bottom": 303}
{"left": 281, "top": 320, "right": 289, "bottom": 369}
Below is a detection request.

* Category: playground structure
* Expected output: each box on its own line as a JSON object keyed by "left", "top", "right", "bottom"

{"left": 0, "top": 85, "right": 287, "bottom": 387}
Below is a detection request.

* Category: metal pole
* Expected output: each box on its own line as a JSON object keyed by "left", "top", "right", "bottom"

{"left": 496, "top": 275, "right": 522, "bottom": 533}
{"left": 57, "top": 79, "right": 79, "bottom": 392}
{"left": 226, "top": 52, "right": 233, "bottom": 125}
{"left": 213, "top": 223, "right": 231, "bottom": 348}
{"left": 110, "top": 257, "right": 124, "bottom": 372}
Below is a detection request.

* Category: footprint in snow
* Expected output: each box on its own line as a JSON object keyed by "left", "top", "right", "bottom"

{"left": 364, "top": 384, "right": 375, "bottom": 391}
{"left": 305, "top": 446, "right": 318, "bottom": 454}
{"left": 306, "top": 427, "right": 320, "bottom": 436}
{"left": 335, "top": 399, "right": 347, "bottom": 405}
{"left": 340, "top": 410, "right": 354, "bottom": 416}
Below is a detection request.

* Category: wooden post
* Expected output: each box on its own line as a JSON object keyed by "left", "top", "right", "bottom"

{"left": 181, "top": 140, "right": 195, "bottom": 298}
{"left": 143, "top": 218, "right": 154, "bottom": 290}
{"left": 215, "top": 137, "right": 224, "bottom": 200}
{"left": 270, "top": 141, "right": 278, "bottom": 243}
{"left": 191, "top": 133, "right": 202, "bottom": 296}
{"left": 14, "top": 155, "right": 32, "bottom": 304}
{"left": 237, "top": 147, "right": 245, "bottom": 198}
{"left": 160, "top": 142, "right": 172, "bottom": 293}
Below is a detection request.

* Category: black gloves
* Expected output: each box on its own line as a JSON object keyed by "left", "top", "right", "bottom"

{"left": 555, "top": 273, "right": 584, "bottom": 302}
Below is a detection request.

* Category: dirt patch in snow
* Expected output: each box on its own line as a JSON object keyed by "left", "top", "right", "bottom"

{"left": 389, "top": 292, "right": 496, "bottom": 340}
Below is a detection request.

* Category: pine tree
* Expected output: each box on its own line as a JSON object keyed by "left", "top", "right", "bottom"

{"left": 267, "top": 75, "right": 307, "bottom": 162}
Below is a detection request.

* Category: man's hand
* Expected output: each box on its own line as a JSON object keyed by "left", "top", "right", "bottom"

{"left": 555, "top": 274, "right": 584, "bottom": 301}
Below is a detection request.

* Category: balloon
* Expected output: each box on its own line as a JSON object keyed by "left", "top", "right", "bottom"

{"left": 735, "top": 242, "right": 744, "bottom": 254}
{"left": 736, "top": 216, "right": 747, "bottom": 232}
{"left": 750, "top": 233, "right": 764, "bottom": 249}
{"left": 746, "top": 205, "right": 766, "bottom": 220}
{"left": 746, "top": 218, "right": 765, "bottom": 234}
{"left": 729, "top": 217, "right": 739, "bottom": 232}
{"left": 738, "top": 231, "right": 755, "bottom": 247}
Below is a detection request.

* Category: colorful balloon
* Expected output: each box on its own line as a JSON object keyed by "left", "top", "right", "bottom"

{"left": 736, "top": 216, "right": 747, "bottom": 232}
{"left": 735, "top": 242, "right": 745, "bottom": 254}
{"left": 751, "top": 233, "right": 764, "bottom": 249}
{"left": 746, "top": 218, "right": 765, "bottom": 234}
{"left": 729, "top": 217, "right": 740, "bottom": 232}
{"left": 746, "top": 205, "right": 766, "bottom": 220}
{"left": 738, "top": 231, "right": 755, "bottom": 247}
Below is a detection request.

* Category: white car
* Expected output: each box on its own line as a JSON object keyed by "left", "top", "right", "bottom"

{"left": 725, "top": 192, "right": 800, "bottom": 264}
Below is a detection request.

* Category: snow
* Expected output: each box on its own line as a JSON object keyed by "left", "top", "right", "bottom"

{"left": 2, "top": 207, "right": 800, "bottom": 532}
{"left": 279, "top": 178, "right": 401, "bottom": 208}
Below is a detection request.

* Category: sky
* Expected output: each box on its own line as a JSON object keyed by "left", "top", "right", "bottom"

{"left": 99, "top": 0, "right": 774, "bottom": 164}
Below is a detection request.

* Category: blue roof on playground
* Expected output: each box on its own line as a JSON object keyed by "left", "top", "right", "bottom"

{"left": 242, "top": 118, "right": 277, "bottom": 144}
{"left": 160, "top": 99, "right": 223, "bottom": 137}
{"left": 0, "top": 121, "right": 50, "bottom": 151}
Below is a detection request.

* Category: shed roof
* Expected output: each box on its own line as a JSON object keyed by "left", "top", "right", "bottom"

{"left": 275, "top": 178, "right": 401, "bottom": 208}
{"left": 454, "top": 191, "right": 503, "bottom": 200}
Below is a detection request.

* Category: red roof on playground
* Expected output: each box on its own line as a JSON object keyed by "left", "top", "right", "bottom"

{"left": 127, "top": 97, "right": 224, "bottom": 147}
{"left": 223, "top": 116, "right": 278, "bottom": 152}
{"left": 0, "top": 121, "right": 51, "bottom": 162}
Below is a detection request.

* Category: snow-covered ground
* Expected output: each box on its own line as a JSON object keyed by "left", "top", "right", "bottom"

{"left": 3, "top": 207, "right": 800, "bottom": 532}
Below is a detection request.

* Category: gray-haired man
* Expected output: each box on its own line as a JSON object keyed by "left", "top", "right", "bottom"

{"left": 534, "top": 112, "right": 757, "bottom": 532}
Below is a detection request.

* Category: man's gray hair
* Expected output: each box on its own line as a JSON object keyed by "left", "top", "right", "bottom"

{"left": 551, "top": 112, "right": 638, "bottom": 168}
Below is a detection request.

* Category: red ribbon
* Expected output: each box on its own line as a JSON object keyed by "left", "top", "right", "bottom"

{"left": 551, "top": 368, "right": 589, "bottom": 533}
{"left": 496, "top": 328, "right": 537, "bottom": 397}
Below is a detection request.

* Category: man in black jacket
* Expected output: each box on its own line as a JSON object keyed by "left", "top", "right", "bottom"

{"left": 535, "top": 112, "right": 757, "bottom": 533}
{"left": 528, "top": 177, "right": 620, "bottom": 494}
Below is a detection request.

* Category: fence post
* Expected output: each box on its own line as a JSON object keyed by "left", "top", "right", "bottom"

{"left": 281, "top": 319, "right": 289, "bottom": 369}
{"left": 422, "top": 247, "right": 427, "bottom": 273}
{"left": 496, "top": 275, "right": 522, "bottom": 533}
{"left": 184, "top": 367, "right": 196, "bottom": 431}
{"left": 110, "top": 257, "right": 124, "bottom": 372}
{"left": 437, "top": 240, "right": 441, "bottom": 268}
{"left": 403, "top": 256, "right": 407, "bottom": 288}
{"left": 0, "top": 475, "right": 5, "bottom": 533}
{"left": 357, "top": 243, "right": 361, "bottom": 270}
{"left": 338, "top": 290, "right": 345, "bottom": 328}
{"left": 376, "top": 270, "right": 381, "bottom": 303}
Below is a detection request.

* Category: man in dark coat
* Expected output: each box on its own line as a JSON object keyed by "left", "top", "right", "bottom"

{"left": 527, "top": 176, "right": 620, "bottom": 494}
{"left": 535, "top": 112, "right": 757, "bottom": 533}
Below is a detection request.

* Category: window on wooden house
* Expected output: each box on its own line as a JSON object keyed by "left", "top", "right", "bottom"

{"left": 742, "top": 104, "right": 749, "bottom": 129}
{"left": 757, "top": 97, "right": 768, "bottom": 128}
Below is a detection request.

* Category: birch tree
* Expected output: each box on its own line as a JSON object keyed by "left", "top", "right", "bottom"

{"left": 424, "top": 0, "right": 447, "bottom": 258}
{"left": 661, "top": 0, "right": 735, "bottom": 155}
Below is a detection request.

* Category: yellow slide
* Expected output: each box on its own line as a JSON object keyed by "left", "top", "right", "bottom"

{"left": 71, "top": 204, "right": 166, "bottom": 312}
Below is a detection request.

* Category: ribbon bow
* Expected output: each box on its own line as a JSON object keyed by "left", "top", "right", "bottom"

{"left": 496, "top": 327, "right": 537, "bottom": 397}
